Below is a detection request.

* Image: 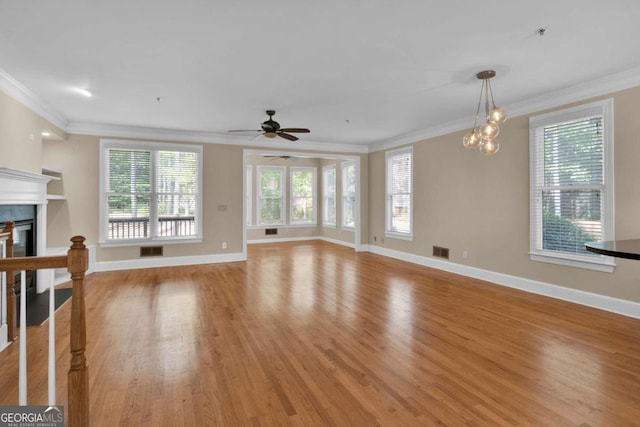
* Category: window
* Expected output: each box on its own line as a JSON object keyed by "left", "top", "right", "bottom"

{"left": 342, "top": 161, "right": 356, "bottom": 229}
{"left": 246, "top": 165, "right": 252, "bottom": 226}
{"left": 385, "top": 147, "right": 413, "bottom": 239}
{"left": 101, "top": 140, "right": 202, "bottom": 243}
{"left": 322, "top": 165, "right": 337, "bottom": 226}
{"left": 529, "top": 99, "right": 614, "bottom": 271}
{"left": 257, "top": 166, "right": 286, "bottom": 225}
{"left": 290, "top": 167, "right": 316, "bottom": 225}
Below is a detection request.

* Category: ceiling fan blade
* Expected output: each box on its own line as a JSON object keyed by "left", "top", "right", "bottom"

{"left": 277, "top": 132, "right": 298, "bottom": 141}
{"left": 279, "top": 128, "right": 310, "bottom": 133}
{"left": 228, "top": 129, "right": 261, "bottom": 132}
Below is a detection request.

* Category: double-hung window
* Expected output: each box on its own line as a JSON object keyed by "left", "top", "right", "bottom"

{"left": 322, "top": 165, "right": 337, "bottom": 226}
{"left": 342, "top": 161, "right": 356, "bottom": 229}
{"left": 290, "top": 167, "right": 316, "bottom": 225}
{"left": 257, "top": 166, "right": 286, "bottom": 225}
{"left": 101, "top": 140, "right": 202, "bottom": 243}
{"left": 385, "top": 147, "right": 413, "bottom": 240}
{"left": 529, "top": 99, "right": 614, "bottom": 271}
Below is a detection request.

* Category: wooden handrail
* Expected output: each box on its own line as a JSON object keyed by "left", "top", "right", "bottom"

{"left": 0, "top": 234, "right": 89, "bottom": 426}
{"left": 0, "top": 255, "right": 68, "bottom": 271}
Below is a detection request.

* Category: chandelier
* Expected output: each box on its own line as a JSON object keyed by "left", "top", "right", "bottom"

{"left": 462, "top": 70, "right": 507, "bottom": 155}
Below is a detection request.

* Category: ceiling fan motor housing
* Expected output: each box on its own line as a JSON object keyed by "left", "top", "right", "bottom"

{"left": 262, "top": 110, "right": 280, "bottom": 131}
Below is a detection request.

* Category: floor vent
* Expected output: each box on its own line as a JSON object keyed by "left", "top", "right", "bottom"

{"left": 265, "top": 228, "right": 278, "bottom": 235}
{"left": 140, "top": 246, "right": 163, "bottom": 257}
{"left": 433, "top": 246, "right": 449, "bottom": 259}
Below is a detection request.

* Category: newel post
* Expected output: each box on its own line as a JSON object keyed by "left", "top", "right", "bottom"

{"left": 67, "top": 236, "right": 89, "bottom": 426}
{"left": 2, "top": 221, "right": 16, "bottom": 341}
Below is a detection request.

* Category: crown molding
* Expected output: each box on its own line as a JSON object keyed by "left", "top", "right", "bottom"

{"left": 0, "top": 67, "right": 69, "bottom": 131}
{"left": 369, "top": 65, "right": 640, "bottom": 153}
{"left": 3, "top": 62, "right": 640, "bottom": 154}
{"left": 66, "top": 122, "right": 369, "bottom": 154}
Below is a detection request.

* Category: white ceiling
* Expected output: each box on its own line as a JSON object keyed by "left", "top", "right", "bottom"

{"left": 1, "top": 1, "right": 640, "bottom": 150}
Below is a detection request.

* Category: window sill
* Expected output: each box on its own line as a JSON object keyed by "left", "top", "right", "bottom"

{"left": 385, "top": 231, "right": 413, "bottom": 242}
{"left": 529, "top": 251, "right": 615, "bottom": 273}
{"left": 100, "top": 237, "right": 203, "bottom": 248}
{"left": 322, "top": 223, "right": 337, "bottom": 229}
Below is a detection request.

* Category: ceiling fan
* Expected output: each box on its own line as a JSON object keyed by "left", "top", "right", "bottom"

{"left": 263, "top": 155, "right": 298, "bottom": 161}
{"left": 229, "top": 110, "right": 310, "bottom": 141}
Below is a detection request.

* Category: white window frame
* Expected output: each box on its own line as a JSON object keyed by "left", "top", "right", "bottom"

{"left": 341, "top": 161, "right": 356, "bottom": 230}
{"left": 290, "top": 166, "right": 317, "bottom": 225}
{"left": 256, "top": 165, "right": 286, "bottom": 226}
{"left": 385, "top": 146, "right": 413, "bottom": 241}
{"left": 529, "top": 99, "right": 615, "bottom": 272}
{"left": 246, "top": 165, "right": 253, "bottom": 226}
{"left": 99, "top": 139, "right": 203, "bottom": 246}
{"left": 322, "top": 164, "right": 337, "bottom": 227}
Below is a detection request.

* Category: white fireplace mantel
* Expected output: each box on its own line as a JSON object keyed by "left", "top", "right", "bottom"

{"left": 0, "top": 167, "right": 51, "bottom": 205}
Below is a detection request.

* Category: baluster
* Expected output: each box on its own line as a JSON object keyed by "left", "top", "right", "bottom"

{"left": 2, "top": 221, "right": 16, "bottom": 341}
{"left": 1, "top": 237, "right": 5, "bottom": 340}
{"left": 48, "top": 270, "right": 56, "bottom": 405}
{"left": 19, "top": 271, "right": 26, "bottom": 405}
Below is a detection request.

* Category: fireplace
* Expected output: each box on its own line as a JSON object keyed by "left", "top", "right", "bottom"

{"left": 0, "top": 168, "right": 52, "bottom": 345}
{"left": 0, "top": 205, "right": 37, "bottom": 297}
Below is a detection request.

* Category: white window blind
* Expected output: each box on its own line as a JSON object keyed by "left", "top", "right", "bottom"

{"left": 342, "top": 162, "right": 356, "bottom": 229}
{"left": 529, "top": 99, "right": 614, "bottom": 271}
{"left": 107, "top": 149, "right": 151, "bottom": 239}
{"left": 102, "top": 140, "right": 201, "bottom": 243}
{"left": 323, "top": 165, "right": 336, "bottom": 226}
{"left": 155, "top": 150, "right": 198, "bottom": 238}
{"left": 290, "top": 167, "right": 316, "bottom": 224}
{"left": 257, "top": 166, "right": 285, "bottom": 225}
{"left": 385, "top": 147, "right": 412, "bottom": 238}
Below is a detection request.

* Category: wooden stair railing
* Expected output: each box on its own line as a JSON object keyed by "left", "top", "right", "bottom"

{"left": 0, "top": 231, "right": 89, "bottom": 427}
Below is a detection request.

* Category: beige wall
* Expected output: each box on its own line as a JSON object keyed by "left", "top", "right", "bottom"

{"left": 368, "top": 86, "right": 640, "bottom": 303}
{"left": 44, "top": 135, "right": 100, "bottom": 246}
{"left": 0, "top": 91, "right": 64, "bottom": 173}
{"left": 11, "top": 81, "right": 639, "bottom": 304}
{"left": 40, "top": 135, "right": 368, "bottom": 262}
{"left": 43, "top": 135, "right": 245, "bottom": 261}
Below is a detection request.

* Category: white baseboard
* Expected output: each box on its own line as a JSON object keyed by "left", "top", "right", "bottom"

{"left": 248, "top": 235, "right": 357, "bottom": 249}
{"left": 95, "top": 252, "right": 246, "bottom": 272}
{"left": 367, "top": 244, "right": 640, "bottom": 319}
{"left": 0, "top": 324, "right": 8, "bottom": 352}
{"left": 318, "top": 236, "right": 355, "bottom": 249}
{"left": 248, "top": 236, "right": 320, "bottom": 244}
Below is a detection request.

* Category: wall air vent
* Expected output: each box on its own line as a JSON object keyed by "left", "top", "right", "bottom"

{"left": 433, "top": 246, "right": 449, "bottom": 259}
{"left": 265, "top": 228, "right": 278, "bottom": 235}
{"left": 140, "top": 246, "right": 163, "bottom": 257}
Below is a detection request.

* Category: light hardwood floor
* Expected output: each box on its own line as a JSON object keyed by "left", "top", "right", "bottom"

{"left": 1, "top": 241, "right": 640, "bottom": 426}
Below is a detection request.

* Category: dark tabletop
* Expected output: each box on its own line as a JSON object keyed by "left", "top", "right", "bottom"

{"left": 585, "top": 239, "right": 640, "bottom": 260}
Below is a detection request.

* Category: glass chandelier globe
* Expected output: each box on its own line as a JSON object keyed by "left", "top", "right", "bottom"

{"left": 463, "top": 129, "right": 482, "bottom": 149}
{"left": 479, "top": 120, "right": 499, "bottom": 140}
{"left": 480, "top": 138, "right": 500, "bottom": 155}
{"left": 488, "top": 107, "right": 507, "bottom": 124}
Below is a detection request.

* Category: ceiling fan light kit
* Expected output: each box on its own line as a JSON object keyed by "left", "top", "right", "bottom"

{"left": 462, "top": 70, "right": 507, "bottom": 156}
{"left": 229, "top": 110, "right": 310, "bottom": 142}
